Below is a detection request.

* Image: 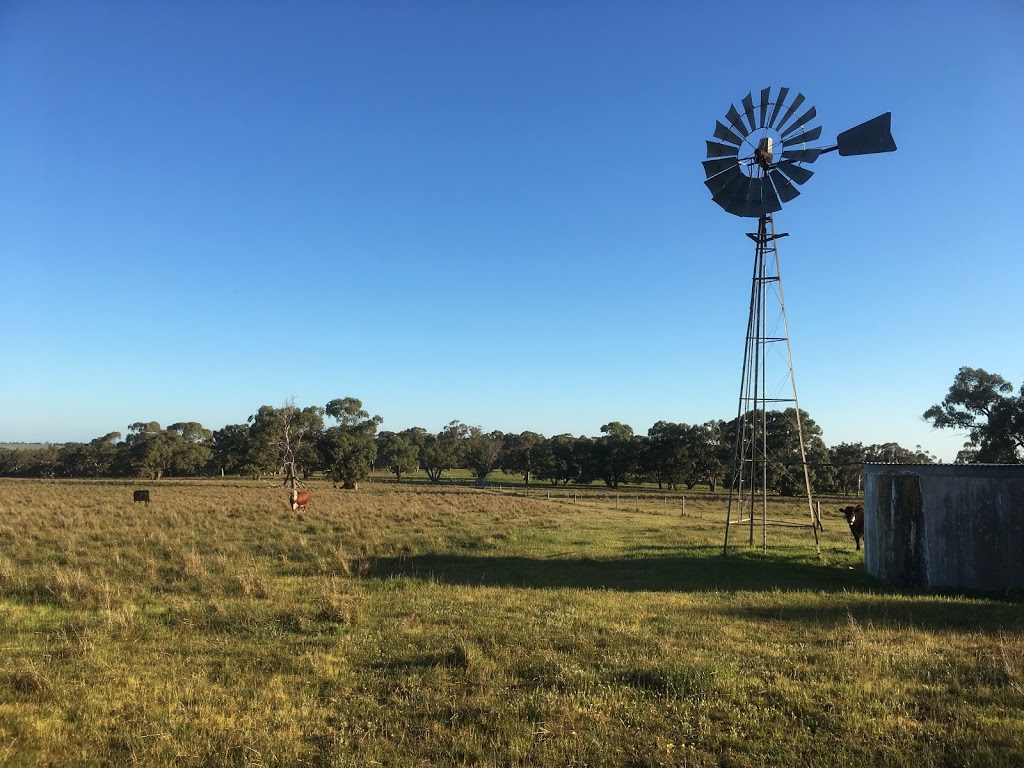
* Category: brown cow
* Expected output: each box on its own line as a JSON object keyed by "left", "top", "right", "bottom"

{"left": 289, "top": 489, "right": 310, "bottom": 512}
{"left": 839, "top": 503, "right": 864, "bottom": 550}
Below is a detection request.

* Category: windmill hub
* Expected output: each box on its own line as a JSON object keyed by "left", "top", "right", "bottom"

{"left": 753, "top": 137, "right": 774, "bottom": 173}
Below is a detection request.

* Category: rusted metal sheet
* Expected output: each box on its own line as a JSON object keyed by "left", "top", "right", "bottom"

{"left": 864, "top": 464, "right": 1024, "bottom": 591}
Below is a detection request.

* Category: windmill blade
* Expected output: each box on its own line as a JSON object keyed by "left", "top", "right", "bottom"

{"left": 769, "top": 169, "right": 800, "bottom": 203}
{"left": 758, "top": 87, "right": 770, "bottom": 128}
{"left": 703, "top": 157, "right": 739, "bottom": 179}
{"left": 837, "top": 112, "right": 897, "bottom": 155}
{"left": 741, "top": 92, "right": 757, "bottom": 134}
{"left": 747, "top": 175, "right": 782, "bottom": 215}
{"left": 782, "top": 148, "right": 823, "bottom": 165}
{"left": 706, "top": 140, "right": 739, "bottom": 159}
{"left": 714, "top": 120, "right": 744, "bottom": 146}
{"left": 776, "top": 160, "right": 814, "bottom": 185}
{"left": 781, "top": 147, "right": 823, "bottom": 164}
{"left": 775, "top": 92, "right": 806, "bottom": 135}
{"left": 723, "top": 181, "right": 753, "bottom": 216}
{"left": 782, "top": 125, "right": 823, "bottom": 147}
{"left": 704, "top": 165, "right": 742, "bottom": 196}
{"left": 767, "top": 86, "right": 789, "bottom": 128}
{"left": 726, "top": 104, "right": 749, "bottom": 137}
{"left": 780, "top": 106, "right": 817, "bottom": 139}
{"left": 714, "top": 173, "right": 751, "bottom": 215}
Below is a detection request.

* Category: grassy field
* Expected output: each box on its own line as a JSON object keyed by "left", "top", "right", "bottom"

{"left": 1, "top": 478, "right": 1022, "bottom": 767}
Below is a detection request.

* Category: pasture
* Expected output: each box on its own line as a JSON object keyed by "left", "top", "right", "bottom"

{"left": 1, "top": 478, "right": 1023, "bottom": 767}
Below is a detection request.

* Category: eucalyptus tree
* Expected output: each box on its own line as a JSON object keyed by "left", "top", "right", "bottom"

{"left": 420, "top": 421, "right": 468, "bottom": 483}
{"left": 211, "top": 424, "right": 250, "bottom": 477}
{"left": 166, "top": 422, "right": 214, "bottom": 476}
{"left": 376, "top": 431, "right": 420, "bottom": 482}
{"left": 864, "top": 442, "right": 935, "bottom": 465}
{"left": 319, "top": 397, "right": 382, "bottom": 489}
{"left": 593, "top": 422, "right": 641, "bottom": 489}
{"left": 645, "top": 421, "right": 690, "bottom": 490}
{"left": 535, "top": 433, "right": 579, "bottom": 486}
{"left": 501, "top": 431, "right": 546, "bottom": 486}
{"left": 829, "top": 442, "right": 866, "bottom": 495}
{"left": 464, "top": 427, "right": 504, "bottom": 483}
{"left": 58, "top": 433, "right": 122, "bottom": 478}
{"left": 247, "top": 401, "right": 324, "bottom": 487}
{"left": 924, "top": 367, "right": 1024, "bottom": 463}
{"left": 721, "top": 409, "right": 830, "bottom": 495}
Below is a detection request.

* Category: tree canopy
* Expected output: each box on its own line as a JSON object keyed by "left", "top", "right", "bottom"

{"left": 923, "top": 367, "right": 1024, "bottom": 463}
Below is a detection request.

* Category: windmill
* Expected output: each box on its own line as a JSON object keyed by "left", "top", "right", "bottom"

{"left": 703, "top": 87, "right": 896, "bottom": 554}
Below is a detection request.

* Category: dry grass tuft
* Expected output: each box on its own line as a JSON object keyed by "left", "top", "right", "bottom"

{"left": 4, "top": 666, "right": 49, "bottom": 697}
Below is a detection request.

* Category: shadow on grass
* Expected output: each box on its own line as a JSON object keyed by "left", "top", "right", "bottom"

{"left": 367, "top": 550, "right": 1024, "bottom": 631}
{"left": 367, "top": 547, "right": 874, "bottom": 594}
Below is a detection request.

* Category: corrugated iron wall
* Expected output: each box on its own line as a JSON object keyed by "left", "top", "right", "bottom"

{"left": 864, "top": 464, "right": 1024, "bottom": 591}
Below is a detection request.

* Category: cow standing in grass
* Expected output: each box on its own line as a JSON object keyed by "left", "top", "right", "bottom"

{"left": 289, "top": 489, "right": 310, "bottom": 512}
{"left": 839, "top": 503, "right": 865, "bottom": 551}
{"left": 133, "top": 490, "right": 150, "bottom": 505}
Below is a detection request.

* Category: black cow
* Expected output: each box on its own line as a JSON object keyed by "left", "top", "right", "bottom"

{"left": 839, "top": 503, "right": 864, "bottom": 550}
{"left": 133, "top": 489, "right": 150, "bottom": 505}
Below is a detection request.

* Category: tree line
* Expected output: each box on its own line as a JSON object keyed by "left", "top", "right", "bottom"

{"left": 0, "top": 401, "right": 932, "bottom": 495}
{"left": 2, "top": 367, "right": 1019, "bottom": 490}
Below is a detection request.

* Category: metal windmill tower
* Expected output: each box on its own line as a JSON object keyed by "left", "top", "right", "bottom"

{"left": 703, "top": 87, "right": 896, "bottom": 554}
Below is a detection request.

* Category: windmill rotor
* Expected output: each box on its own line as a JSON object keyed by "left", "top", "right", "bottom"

{"left": 703, "top": 87, "right": 897, "bottom": 218}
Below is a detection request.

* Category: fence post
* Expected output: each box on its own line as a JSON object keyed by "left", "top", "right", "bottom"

{"left": 681, "top": 496, "right": 686, "bottom": 517}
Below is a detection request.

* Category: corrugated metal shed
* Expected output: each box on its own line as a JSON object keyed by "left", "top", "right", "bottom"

{"left": 863, "top": 463, "right": 1024, "bottom": 591}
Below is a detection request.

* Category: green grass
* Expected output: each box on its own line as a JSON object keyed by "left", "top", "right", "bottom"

{"left": 1, "top": 478, "right": 1022, "bottom": 766}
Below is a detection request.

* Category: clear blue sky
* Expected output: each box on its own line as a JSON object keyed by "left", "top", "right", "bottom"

{"left": 2, "top": 1, "right": 1021, "bottom": 462}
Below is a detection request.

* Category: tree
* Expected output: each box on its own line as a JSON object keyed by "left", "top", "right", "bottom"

{"left": 166, "top": 422, "right": 214, "bottom": 476}
{"left": 864, "top": 442, "right": 935, "bottom": 465}
{"left": 593, "top": 422, "right": 640, "bottom": 489}
{"left": 829, "top": 442, "right": 866, "bottom": 495}
{"left": 645, "top": 421, "right": 690, "bottom": 490}
{"left": 376, "top": 431, "right": 420, "bottom": 482}
{"left": 319, "top": 397, "right": 382, "bottom": 489}
{"left": 420, "top": 421, "right": 468, "bottom": 483}
{"left": 89, "top": 432, "right": 123, "bottom": 476}
{"left": 535, "top": 434, "right": 580, "bottom": 486}
{"left": 247, "top": 402, "right": 324, "bottom": 486}
{"left": 0, "top": 444, "right": 60, "bottom": 478}
{"left": 56, "top": 443, "right": 90, "bottom": 478}
{"left": 923, "top": 367, "right": 1024, "bottom": 463}
{"left": 722, "top": 408, "right": 830, "bottom": 495}
{"left": 501, "top": 431, "right": 546, "bottom": 486}
{"left": 137, "top": 430, "right": 181, "bottom": 480}
{"left": 56, "top": 432, "right": 123, "bottom": 478}
{"left": 464, "top": 427, "right": 504, "bottom": 483}
{"left": 122, "top": 422, "right": 166, "bottom": 479}
{"left": 694, "top": 421, "right": 728, "bottom": 491}
{"left": 211, "top": 424, "right": 250, "bottom": 477}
